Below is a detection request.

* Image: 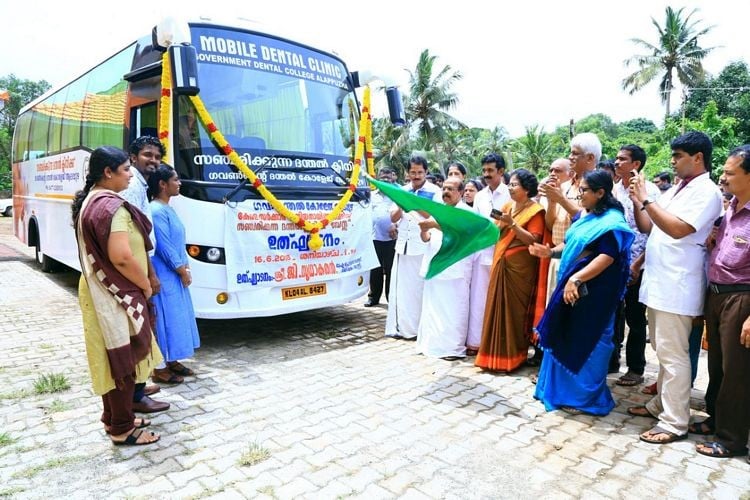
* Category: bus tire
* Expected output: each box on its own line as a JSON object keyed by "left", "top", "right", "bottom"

{"left": 35, "top": 239, "right": 58, "bottom": 273}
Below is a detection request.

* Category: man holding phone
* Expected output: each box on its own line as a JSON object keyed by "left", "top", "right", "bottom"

{"left": 612, "top": 145, "right": 660, "bottom": 387}
{"left": 467, "top": 153, "right": 510, "bottom": 355}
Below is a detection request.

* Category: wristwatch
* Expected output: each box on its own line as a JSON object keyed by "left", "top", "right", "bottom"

{"left": 640, "top": 199, "right": 653, "bottom": 211}
{"left": 572, "top": 278, "right": 583, "bottom": 287}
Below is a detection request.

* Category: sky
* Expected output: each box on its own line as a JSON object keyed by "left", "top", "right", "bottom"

{"left": 1, "top": 0, "right": 747, "bottom": 137}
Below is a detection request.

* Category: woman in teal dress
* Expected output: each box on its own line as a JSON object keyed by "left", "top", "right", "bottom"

{"left": 147, "top": 164, "right": 200, "bottom": 383}
{"left": 529, "top": 170, "right": 634, "bottom": 416}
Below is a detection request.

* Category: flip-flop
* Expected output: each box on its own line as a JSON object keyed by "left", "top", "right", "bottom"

{"left": 696, "top": 441, "right": 748, "bottom": 458}
{"left": 104, "top": 417, "right": 151, "bottom": 434}
{"left": 641, "top": 383, "right": 657, "bottom": 395}
{"left": 627, "top": 405, "right": 657, "bottom": 419}
{"left": 688, "top": 418, "right": 715, "bottom": 436}
{"left": 640, "top": 426, "right": 687, "bottom": 445}
{"left": 616, "top": 372, "right": 645, "bottom": 386}
{"left": 111, "top": 428, "right": 160, "bottom": 446}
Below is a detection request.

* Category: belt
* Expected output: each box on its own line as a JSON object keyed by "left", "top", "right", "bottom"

{"left": 708, "top": 282, "right": 750, "bottom": 294}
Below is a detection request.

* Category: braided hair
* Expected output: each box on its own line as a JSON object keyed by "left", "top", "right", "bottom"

{"left": 71, "top": 146, "right": 129, "bottom": 225}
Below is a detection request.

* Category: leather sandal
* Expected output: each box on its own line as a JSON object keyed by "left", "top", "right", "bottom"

{"left": 167, "top": 361, "right": 195, "bottom": 376}
{"left": 153, "top": 368, "right": 184, "bottom": 384}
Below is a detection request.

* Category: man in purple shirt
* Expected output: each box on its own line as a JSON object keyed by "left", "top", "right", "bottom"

{"left": 695, "top": 145, "right": 750, "bottom": 460}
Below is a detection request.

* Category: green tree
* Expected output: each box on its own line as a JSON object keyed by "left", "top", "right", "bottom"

{"left": 405, "top": 49, "right": 465, "bottom": 156}
{"left": 512, "top": 125, "right": 555, "bottom": 175}
{"left": 682, "top": 61, "right": 750, "bottom": 143}
{"left": 0, "top": 74, "right": 51, "bottom": 174}
{"left": 622, "top": 6, "right": 716, "bottom": 118}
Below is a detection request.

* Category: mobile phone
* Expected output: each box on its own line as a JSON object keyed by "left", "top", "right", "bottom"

{"left": 490, "top": 209, "right": 503, "bottom": 219}
{"left": 571, "top": 283, "right": 588, "bottom": 307}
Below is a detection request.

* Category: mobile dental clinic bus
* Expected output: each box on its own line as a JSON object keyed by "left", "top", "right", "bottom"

{"left": 11, "top": 17, "right": 405, "bottom": 318}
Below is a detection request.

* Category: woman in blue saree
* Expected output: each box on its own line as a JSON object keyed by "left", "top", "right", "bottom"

{"left": 529, "top": 170, "right": 634, "bottom": 415}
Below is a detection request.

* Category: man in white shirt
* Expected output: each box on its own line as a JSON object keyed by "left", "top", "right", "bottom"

{"left": 416, "top": 177, "right": 474, "bottom": 359}
{"left": 627, "top": 131, "right": 723, "bottom": 444}
{"left": 385, "top": 155, "right": 442, "bottom": 340}
{"left": 467, "top": 153, "right": 510, "bottom": 354}
{"left": 611, "top": 145, "right": 661, "bottom": 386}
{"left": 121, "top": 136, "right": 169, "bottom": 412}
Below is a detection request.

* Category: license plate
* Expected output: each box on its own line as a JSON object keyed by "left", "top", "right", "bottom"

{"left": 281, "top": 283, "right": 327, "bottom": 300}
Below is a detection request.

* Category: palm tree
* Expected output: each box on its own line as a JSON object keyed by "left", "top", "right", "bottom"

{"left": 622, "top": 6, "right": 716, "bottom": 118}
{"left": 512, "top": 125, "right": 554, "bottom": 175}
{"left": 405, "top": 49, "right": 465, "bottom": 155}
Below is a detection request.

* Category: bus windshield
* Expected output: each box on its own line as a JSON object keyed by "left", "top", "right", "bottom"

{"left": 175, "top": 25, "right": 361, "bottom": 201}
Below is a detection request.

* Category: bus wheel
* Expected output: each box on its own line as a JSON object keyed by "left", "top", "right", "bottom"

{"left": 35, "top": 240, "right": 57, "bottom": 273}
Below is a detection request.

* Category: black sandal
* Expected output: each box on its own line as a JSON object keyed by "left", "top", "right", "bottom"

{"left": 111, "top": 427, "right": 160, "bottom": 446}
{"left": 696, "top": 441, "right": 747, "bottom": 458}
{"left": 688, "top": 418, "right": 715, "bottom": 436}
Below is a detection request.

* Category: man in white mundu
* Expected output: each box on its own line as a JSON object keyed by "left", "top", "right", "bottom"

{"left": 467, "top": 153, "right": 510, "bottom": 354}
{"left": 416, "top": 178, "right": 474, "bottom": 359}
{"left": 385, "top": 155, "right": 442, "bottom": 340}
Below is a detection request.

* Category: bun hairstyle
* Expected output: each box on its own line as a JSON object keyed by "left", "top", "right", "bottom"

{"left": 71, "top": 146, "right": 129, "bottom": 225}
{"left": 147, "top": 163, "right": 177, "bottom": 201}
{"left": 583, "top": 170, "right": 624, "bottom": 215}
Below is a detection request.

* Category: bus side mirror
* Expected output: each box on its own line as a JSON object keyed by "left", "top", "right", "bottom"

{"left": 169, "top": 43, "right": 200, "bottom": 96}
{"left": 385, "top": 87, "right": 405, "bottom": 127}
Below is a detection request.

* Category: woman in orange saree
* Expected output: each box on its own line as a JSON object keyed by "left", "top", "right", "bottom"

{"left": 476, "top": 169, "right": 550, "bottom": 372}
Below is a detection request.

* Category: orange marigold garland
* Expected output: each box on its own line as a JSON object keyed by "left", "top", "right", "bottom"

{"left": 159, "top": 52, "right": 172, "bottom": 163}
{"left": 159, "top": 52, "right": 373, "bottom": 250}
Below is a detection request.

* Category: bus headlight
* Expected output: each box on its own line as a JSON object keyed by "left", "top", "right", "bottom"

{"left": 206, "top": 247, "right": 222, "bottom": 262}
{"left": 216, "top": 292, "right": 229, "bottom": 304}
{"left": 357, "top": 275, "right": 364, "bottom": 286}
{"left": 187, "top": 245, "right": 201, "bottom": 258}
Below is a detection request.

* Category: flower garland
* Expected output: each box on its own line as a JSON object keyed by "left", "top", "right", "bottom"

{"left": 158, "top": 51, "right": 374, "bottom": 251}
{"left": 158, "top": 52, "right": 172, "bottom": 163}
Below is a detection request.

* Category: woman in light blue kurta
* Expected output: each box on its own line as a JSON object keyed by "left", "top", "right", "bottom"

{"left": 147, "top": 164, "right": 200, "bottom": 382}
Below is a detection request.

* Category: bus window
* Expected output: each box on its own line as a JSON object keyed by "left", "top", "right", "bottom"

{"left": 60, "top": 75, "right": 88, "bottom": 151}
{"left": 129, "top": 101, "right": 158, "bottom": 142}
{"left": 27, "top": 108, "right": 51, "bottom": 159}
{"left": 12, "top": 112, "right": 32, "bottom": 163}
{"left": 81, "top": 48, "right": 133, "bottom": 149}
{"left": 45, "top": 88, "right": 68, "bottom": 154}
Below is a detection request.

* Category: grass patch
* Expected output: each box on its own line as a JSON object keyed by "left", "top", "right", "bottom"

{"left": 256, "top": 486, "right": 276, "bottom": 498}
{"left": 47, "top": 399, "right": 72, "bottom": 413}
{"left": 10, "top": 455, "right": 85, "bottom": 479}
{"left": 0, "top": 389, "right": 31, "bottom": 401}
{"left": 238, "top": 442, "right": 270, "bottom": 467}
{"left": 0, "top": 433, "right": 16, "bottom": 447}
{"left": 0, "top": 487, "right": 26, "bottom": 498}
{"left": 33, "top": 373, "right": 70, "bottom": 395}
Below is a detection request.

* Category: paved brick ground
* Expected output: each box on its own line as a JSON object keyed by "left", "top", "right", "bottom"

{"left": 0, "top": 217, "right": 748, "bottom": 499}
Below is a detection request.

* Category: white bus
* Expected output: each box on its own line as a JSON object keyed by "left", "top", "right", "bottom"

{"left": 12, "top": 19, "right": 401, "bottom": 318}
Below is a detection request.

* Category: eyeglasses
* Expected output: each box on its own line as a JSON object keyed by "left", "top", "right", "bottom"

{"left": 507, "top": 182, "right": 521, "bottom": 187}
{"left": 578, "top": 187, "right": 594, "bottom": 194}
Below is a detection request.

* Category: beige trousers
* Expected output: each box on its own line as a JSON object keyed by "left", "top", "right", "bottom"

{"left": 645, "top": 307, "right": 693, "bottom": 435}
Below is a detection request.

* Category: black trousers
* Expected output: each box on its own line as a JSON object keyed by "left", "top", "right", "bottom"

{"left": 610, "top": 271, "right": 648, "bottom": 374}
{"left": 704, "top": 289, "right": 750, "bottom": 452}
{"left": 368, "top": 239, "right": 396, "bottom": 303}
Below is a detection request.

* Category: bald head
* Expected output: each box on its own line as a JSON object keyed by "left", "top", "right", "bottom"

{"left": 548, "top": 158, "right": 572, "bottom": 184}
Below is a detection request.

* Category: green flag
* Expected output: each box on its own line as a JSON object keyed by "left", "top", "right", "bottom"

{"left": 367, "top": 175, "right": 500, "bottom": 279}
